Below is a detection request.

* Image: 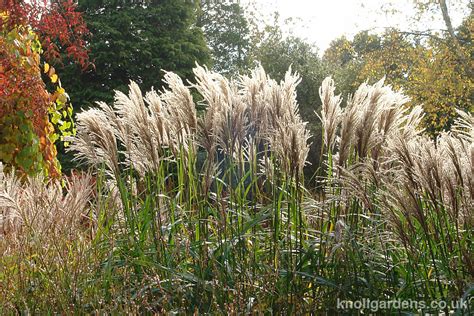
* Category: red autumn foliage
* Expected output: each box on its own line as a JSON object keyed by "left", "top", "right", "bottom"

{"left": 0, "top": 0, "right": 90, "bottom": 68}
{"left": 0, "top": 26, "right": 61, "bottom": 177}
{"left": 0, "top": 34, "right": 49, "bottom": 129}
{"left": 1, "top": 0, "right": 90, "bottom": 177}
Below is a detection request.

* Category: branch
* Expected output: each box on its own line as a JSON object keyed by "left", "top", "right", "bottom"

{"left": 438, "top": 0, "right": 457, "bottom": 40}
{"left": 394, "top": 30, "right": 444, "bottom": 42}
{"left": 437, "top": 0, "right": 472, "bottom": 76}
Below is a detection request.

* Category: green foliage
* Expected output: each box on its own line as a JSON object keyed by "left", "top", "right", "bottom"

{"left": 0, "top": 112, "right": 44, "bottom": 176}
{"left": 198, "top": 1, "right": 251, "bottom": 76}
{"left": 256, "top": 31, "right": 325, "bottom": 118}
{"left": 61, "top": 0, "right": 211, "bottom": 108}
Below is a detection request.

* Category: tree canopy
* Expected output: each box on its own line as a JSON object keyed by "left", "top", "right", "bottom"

{"left": 61, "top": 0, "right": 210, "bottom": 108}
{"left": 198, "top": 1, "right": 251, "bottom": 76}
{"left": 321, "top": 1, "right": 472, "bottom": 135}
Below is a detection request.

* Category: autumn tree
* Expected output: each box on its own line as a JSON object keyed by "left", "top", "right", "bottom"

{"left": 323, "top": 3, "right": 472, "bottom": 135}
{"left": 0, "top": 1, "right": 89, "bottom": 176}
{"left": 1, "top": 0, "right": 90, "bottom": 67}
{"left": 351, "top": 0, "right": 473, "bottom": 134}
{"left": 355, "top": 16, "right": 472, "bottom": 134}
{"left": 323, "top": 35, "right": 364, "bottom": 98}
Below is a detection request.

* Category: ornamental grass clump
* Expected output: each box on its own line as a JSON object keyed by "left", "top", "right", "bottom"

{"left": 319, "top": 76, "right": 473, "bottom": 305}
{"left": 0, "top": 164, "right": 94, "bottom": 241}
{"left": 0, "top": 165, "right": 98, "bottom": 312}
{"left": 61, "top": 64, "right": 314, "bottom": 313}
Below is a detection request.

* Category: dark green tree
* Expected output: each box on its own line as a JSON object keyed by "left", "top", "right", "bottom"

{"left": 198, "top": 1, "right": 251, "bottom": 76}
{"left": 61, "top": 0, "right": 210, "bottom": 109}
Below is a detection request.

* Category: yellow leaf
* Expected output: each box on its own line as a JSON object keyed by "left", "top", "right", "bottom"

{"left": 44, "top": 62, "right": 50, "bottom": 73}
{"left": 57, "top": 93, "right": 67, "bottom": 104}
{"left": 50, "top": 74, "right": 58, "bottom": 83}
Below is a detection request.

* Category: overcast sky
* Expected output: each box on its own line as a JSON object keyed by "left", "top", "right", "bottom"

{"left": 244, "top": 0, "right": 470, "bottom": 52}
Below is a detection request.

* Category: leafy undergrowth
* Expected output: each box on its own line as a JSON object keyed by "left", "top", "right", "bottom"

{"left": 1, "top": 67, "right": 472, "bottom": 314}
